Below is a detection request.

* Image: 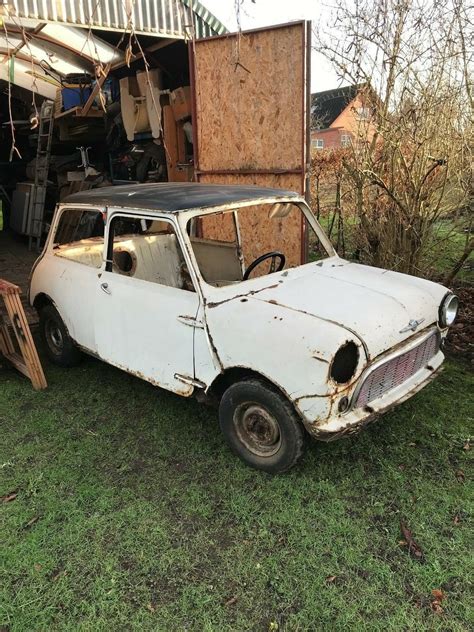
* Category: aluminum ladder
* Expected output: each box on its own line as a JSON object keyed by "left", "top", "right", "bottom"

{"left": 29, "top": 100, "right": 54, "bottom": 251}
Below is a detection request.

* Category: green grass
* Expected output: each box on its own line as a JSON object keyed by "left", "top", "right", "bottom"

{"left": 1, "top": 350, "right": 472, "bottom": 631}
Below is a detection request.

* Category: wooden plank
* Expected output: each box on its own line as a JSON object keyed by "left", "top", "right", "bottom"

{"left": 54, "top": 106, "right": 104, "bottom": 120}
{"left": 200, "top": 173, "right": 303, "bottom": 269}
{"left": 79, "top": 63, "right": 111, "bottom": 116}
{"left": 4, "top": 352, "right": 30, "bottom": 378}
{"left": 9, "top": 292, "right": 46, "bottom": 390}
{"left": 0, "top": 280, "right": 47, "bottom": 390}
{"left": 14, "top": 295, "right": 47, "bottom": 390}
{"left": 163, "top": 105, "right": 179, "bottom": 181}
{"left": 3, "top": 294, "right": 40, "bottom": 387}
{"left": 193, "top": 24, "right": 305, "bottom": 173}
{"left": 192, "top": 22, "right": 309, "bottom": 265}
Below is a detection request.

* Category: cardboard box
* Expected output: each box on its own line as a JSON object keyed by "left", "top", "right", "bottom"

{"left": 170, "top": 86, "right": 192, "bottom": 121}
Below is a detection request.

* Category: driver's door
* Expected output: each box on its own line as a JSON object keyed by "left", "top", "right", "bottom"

{"left": 94, "top": 212, "right": 199, "bottom": 395}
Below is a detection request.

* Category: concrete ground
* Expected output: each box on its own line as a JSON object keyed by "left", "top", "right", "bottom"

{"left": 0, "top": 230, "right": 39, "bottom": 325}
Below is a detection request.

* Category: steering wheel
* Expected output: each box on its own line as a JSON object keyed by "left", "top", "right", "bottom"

{"left": 243, "top": 251, "right": 286, "bottom": 280}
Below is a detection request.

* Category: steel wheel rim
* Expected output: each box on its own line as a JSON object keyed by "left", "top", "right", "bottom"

{"left": 233, "top": 402, "right": 281, "bottom": 457}
{"left": 45, "top": 319, "right": 63, "bottom": 354}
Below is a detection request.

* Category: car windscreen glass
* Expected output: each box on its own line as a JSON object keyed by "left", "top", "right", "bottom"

{"left": 187, "top": 202, "right": 331, "bottom": 287}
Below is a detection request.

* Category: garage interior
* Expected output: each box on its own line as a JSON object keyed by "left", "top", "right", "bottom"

{"left": 0, "top": 8, "right": 310, "bottom": 386}
{"left": 0, "top": 0, "right": 226, "bottom": 322}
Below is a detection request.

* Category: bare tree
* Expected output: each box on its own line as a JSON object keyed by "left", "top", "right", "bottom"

{"left": 314, "top": 0, "right": 472, "bottom": 281}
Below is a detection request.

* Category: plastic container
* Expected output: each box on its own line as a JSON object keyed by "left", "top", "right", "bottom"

{"left": 61, "top": 84, "right": 92, "bottom": 111}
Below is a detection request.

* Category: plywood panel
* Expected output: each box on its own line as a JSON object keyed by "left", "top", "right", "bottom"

{"left": 193, "top": 24, "right": 304, "bottom": 172}
{"left": 200, "top": 173, "right": 303, "bottom": 268}
{"left": 192, "top": 23, "right": 309, "bottom": 265}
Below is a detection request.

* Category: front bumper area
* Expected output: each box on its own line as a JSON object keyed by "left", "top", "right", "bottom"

{"left": 301, "top": 348, "right": 445, "bottom": 441}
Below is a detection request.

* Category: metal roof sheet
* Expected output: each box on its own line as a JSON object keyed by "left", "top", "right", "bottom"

{"left": 0, "top": 1, "right": 227, "bottom": 98}
{"left": 64, "top": 183, "right": 300, "bottom": 212}
{"left": 3, "top": 0, "right": 227, "bottom": 39}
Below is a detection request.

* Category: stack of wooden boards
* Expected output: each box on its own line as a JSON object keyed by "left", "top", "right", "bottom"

{"left": 0, "top": 279, "right": 47, "bottom": 390}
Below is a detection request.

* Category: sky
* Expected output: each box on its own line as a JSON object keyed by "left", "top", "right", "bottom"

{"left": 203, "top": 0, "right": 339, "bottom": 93}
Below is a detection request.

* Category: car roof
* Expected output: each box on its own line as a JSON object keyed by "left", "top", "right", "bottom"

{"left": 64, "top": 183, "right": 301, "bottom": 213}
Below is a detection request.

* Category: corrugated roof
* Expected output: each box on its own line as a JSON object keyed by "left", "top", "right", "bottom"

{"left": 2, "top": 1, "right": 227, "bottom": 39}
{"left": 182, "top": 0, "right": 227, "bottom": 38}
{"left": 0, "top": 1, "right": 228, "bottom": 98}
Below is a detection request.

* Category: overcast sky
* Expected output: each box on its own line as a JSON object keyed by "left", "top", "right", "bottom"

{"left": 203, "top": 0, "right": 339, "bottom": 93}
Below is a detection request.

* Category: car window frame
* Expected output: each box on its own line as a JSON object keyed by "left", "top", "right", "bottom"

{"left": 48, "top": 204, "right": 106, "bottom": 269}
{"left": 104, "top": 208, "right": 201, "bottom": 295}
{"left": 177, "top": 198, "right": 336, "bottom": 293}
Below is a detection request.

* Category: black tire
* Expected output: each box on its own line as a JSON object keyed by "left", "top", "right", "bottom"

{"left": 219, "top": 378, "right": 306, "bottom": 473}
{"left": 39, "top": 304, "right": 82, "bottom": 367}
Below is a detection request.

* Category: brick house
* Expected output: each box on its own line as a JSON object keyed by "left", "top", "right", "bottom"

{"left": 311, "top": 84, "right": 376, "bottom": 150}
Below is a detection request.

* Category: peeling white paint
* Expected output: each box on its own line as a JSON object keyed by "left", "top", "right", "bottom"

{"left": 30, "top": 193, "right": 453, "bottom": 441}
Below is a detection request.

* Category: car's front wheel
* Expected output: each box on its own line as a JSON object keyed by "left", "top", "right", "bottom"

{"left": 39, "top": 304, "right": 82, "bottom": 367}
{"left": 219, "top": 378, "right": 306, "bottom": 473}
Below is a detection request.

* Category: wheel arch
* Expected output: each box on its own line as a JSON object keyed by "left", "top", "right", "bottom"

{"left": 208, "top": 366, "right": 295, "bottom": 407}
{"left": 33, "top": 292, "right": 56, "bottom": 312}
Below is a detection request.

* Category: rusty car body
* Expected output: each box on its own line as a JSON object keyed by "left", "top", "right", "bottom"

{"left": 29, "top": 183, "right": 458, "bottom": 472}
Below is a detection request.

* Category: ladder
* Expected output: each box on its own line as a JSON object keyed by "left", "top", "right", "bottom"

{"left": 29, "top": 100, "right": 54, "bottom": 251}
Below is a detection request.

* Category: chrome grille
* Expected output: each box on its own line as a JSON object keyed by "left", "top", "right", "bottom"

{"left": 354, "top": 331, "right": 439, "bottom": 408}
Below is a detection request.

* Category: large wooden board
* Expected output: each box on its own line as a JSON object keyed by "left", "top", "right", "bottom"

{"left": 191, "top": 22, "right": 310, "bottom": 264}
{"left": 200, "top": 173, "right": 303, "bottom": 269}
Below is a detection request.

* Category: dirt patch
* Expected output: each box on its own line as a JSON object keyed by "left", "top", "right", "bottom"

{"left": 444, "top": 285, "right": 473, "bottom": 367}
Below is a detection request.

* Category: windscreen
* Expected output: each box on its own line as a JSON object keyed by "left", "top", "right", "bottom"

{"left": 188, "top": 202, "right": 331, "bottom": 287}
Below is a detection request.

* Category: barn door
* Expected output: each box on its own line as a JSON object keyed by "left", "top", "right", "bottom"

{"left": 190, "top": 21, "right": 311, "bottom": 266}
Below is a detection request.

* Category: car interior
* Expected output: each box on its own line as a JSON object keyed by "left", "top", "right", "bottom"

{"left": 52, "top": 202, "right": 320, "bottom": 290}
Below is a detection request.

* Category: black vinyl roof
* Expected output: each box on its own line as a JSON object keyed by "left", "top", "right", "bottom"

{"left": 64, "top": 183, "right": 301, "bottom": 213}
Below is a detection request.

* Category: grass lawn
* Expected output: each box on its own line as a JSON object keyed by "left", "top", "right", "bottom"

{"left": 1, "top": 345, "right": 472, "bottom": 631}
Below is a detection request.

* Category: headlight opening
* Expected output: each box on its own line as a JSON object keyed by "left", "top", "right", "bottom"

{"left": 439, "top": 293, "right": 459, "bottom": 327}
{"left": 330, "top": 341, "right": 359, "bottom": 384}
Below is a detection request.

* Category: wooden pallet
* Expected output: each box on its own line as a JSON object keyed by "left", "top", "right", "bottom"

{"left": 0, "top": 279, "right": 47, "bottom": 390}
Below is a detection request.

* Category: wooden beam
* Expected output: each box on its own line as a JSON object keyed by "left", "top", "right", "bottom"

{"left": 110, "top": 38, "right": 175, "bottom": 71}
{"left": 79, "top": 62, "right": 111, "bottom": 116}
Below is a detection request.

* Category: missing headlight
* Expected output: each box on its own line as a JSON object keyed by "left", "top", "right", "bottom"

{"left": 330, "top": 341, "right": 359, "bottom": 384}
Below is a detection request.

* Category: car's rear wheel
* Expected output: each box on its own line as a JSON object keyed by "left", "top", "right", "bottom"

{"left": 39, "top": 304, "right": 82, "bottom": 367}
{"left": 219, "top": 378, "right": 305, "bottom": 473}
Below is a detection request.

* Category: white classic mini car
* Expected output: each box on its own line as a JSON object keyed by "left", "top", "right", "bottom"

{"left": 30, "top": 183, "right": 458, "bottom": 472}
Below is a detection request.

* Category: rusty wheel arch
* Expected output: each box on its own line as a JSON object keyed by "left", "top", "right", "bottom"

{"left": 209, "top": 366, "right": 296, "bottom": 408}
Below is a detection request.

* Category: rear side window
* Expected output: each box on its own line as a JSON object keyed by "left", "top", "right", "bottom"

{"left": 53, "top": 208, "right": 105, "bottom": 269}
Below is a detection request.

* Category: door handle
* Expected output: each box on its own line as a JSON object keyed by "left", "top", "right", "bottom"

{"left": 100, "top": 282, "right": 111, "bottom": 295}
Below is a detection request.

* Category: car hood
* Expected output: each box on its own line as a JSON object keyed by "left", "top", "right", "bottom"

{"left": 245, "top": 258, "right": 447, "bottom": 359}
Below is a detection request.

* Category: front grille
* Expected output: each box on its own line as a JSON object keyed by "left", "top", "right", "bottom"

{"left": 354, "top": 331, "right": 440, "bottom": 409}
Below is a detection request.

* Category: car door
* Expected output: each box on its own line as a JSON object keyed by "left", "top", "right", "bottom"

{"left": 41, "top": 205, "right": 105, "bottom": 353}
{"left": 94, "top": 211, "right": 199, "bottom": 395}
